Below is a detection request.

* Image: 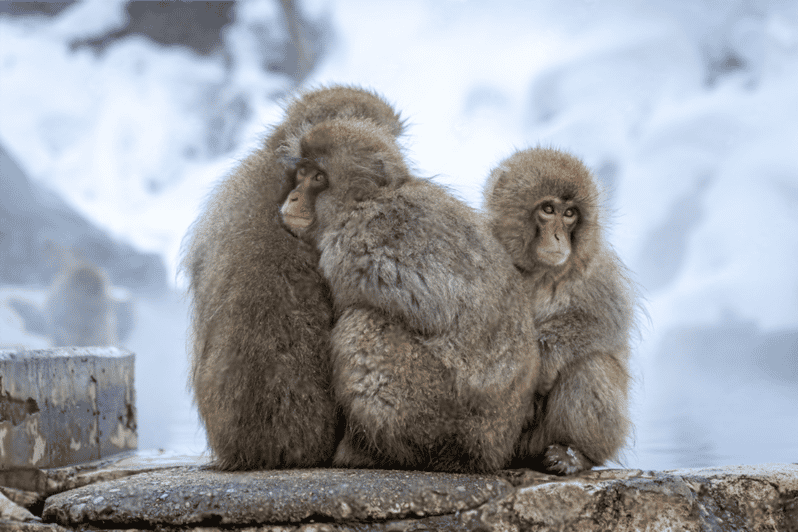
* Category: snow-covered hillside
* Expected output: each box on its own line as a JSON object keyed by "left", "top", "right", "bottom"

{"left": 1, "top": 0, "right": 796, "bottom": 467}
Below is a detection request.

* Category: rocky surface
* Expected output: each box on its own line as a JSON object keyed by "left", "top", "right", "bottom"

{"left": 42, "top": 467, "right": 511, "bottom": 529}
{"left": 24, "top": 461, "right": 796, "bottom": 531}
{"left": 475, "top": 464, "right": 798, "bottom": 531}
{"left": 1, "top": 450, "right": 796, "bottom": 531}
{"left": 1, "top": 490, "right": 36, "bottom": 522}
{"left": 0, "top": 450, "right": 204, "bottom": 513}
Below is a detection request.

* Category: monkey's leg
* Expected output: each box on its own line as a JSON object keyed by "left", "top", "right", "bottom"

{"left": 195, "top": 347, "right": 338, "bottom": 470}
{"left": 331, "top": 429, "right": 381, "bottom": 469}
{"left": 523, "top": 352, "right": 630, "bottom": 474}
{"left": 330, "top": 308, "right": 450, "bottom": 470}
{"left": 449, "top": 391, "right": 527, "bottom": 473}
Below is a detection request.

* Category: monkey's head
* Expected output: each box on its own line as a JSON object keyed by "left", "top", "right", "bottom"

{"left": 70, "top": 265, "right": 107, "bottom": 298}
{"left": 279, "top": 118, "right": 411, "bottom": 241}
{"left": 484, "top": 147, "right": 603, "bottom": 274}
{"left": 271, "top": 86, "right": 405, "bottom": 155}
{"left": 287, "top": 85, "right": 405, "bottom": 138}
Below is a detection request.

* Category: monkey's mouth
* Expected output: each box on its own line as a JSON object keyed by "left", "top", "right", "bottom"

{"left": 282, "top": 215, "right": 313, "bottom": 229}
{"left": 539, "top": 250, "right": 569, "bottom": 267}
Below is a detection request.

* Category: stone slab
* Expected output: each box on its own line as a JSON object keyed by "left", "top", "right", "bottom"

{"left": 0, "top": 347, "right": 136, "bottom": 469}
{"left": 0, "top": 449, "right": 206, "bottom": 500}
{"left": 463, "top": 463, "right": 798, "bottom": 532}
{"left": 1, "top": 490, "right": 36, "bottom": 521}
{"left": 32, "top": 464, "right": 798, "bottom": 531}
{"left": 42, "top": 467, "right": 513, "bottom": 528}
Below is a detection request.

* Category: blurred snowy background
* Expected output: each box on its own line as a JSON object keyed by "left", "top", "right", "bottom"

{"left": 1, "top": 0, "right": 796, "bottom": 469}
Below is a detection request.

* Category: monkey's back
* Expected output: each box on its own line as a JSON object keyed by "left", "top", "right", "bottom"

{"left": 184, "top": 148, "right": 337, "bottom": 471}
{"left": 320, "top": 177, "right": 540, "bottom": 472}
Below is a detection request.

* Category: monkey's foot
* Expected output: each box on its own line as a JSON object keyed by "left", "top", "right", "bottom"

{"left": 332, "top": 434, "right": 380, "bottom": 469}
{"left": 543, "top": 444, "right": 592, "bottom": 475}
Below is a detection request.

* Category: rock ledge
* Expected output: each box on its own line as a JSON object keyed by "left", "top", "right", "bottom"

{"left": 3, "top": 458, "right": 795, "bottom": 531}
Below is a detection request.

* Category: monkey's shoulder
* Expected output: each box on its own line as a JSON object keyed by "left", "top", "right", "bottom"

{"left": 320, "top": 181, "right": 482, "bottom": 253}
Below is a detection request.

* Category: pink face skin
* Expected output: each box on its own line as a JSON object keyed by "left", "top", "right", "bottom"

{"left": 534, "top": 197, "right": 579, "bottom": 267}
{"left": 280, "top": 166, "right": 328, "bottom": 235}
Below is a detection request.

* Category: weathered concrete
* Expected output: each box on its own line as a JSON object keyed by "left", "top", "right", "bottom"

{"left": 38, "top": 463, "right": 798, "bottom": 531}
{"left": 0, "top": 347, "right": 136, "bottom": 469}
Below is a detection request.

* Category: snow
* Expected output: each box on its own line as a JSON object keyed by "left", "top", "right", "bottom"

{"left": 1, "top": 0, "right": 796, "bottom": 467}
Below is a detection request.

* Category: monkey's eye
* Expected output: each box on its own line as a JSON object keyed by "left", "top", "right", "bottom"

{"left": 564, "top": 207, "right": 577, "bottom": 218}
{"left": 312, "top": 171, "right": 329, "bottom": 189}
{"left": 541, "top": 204, "right": 555, "bottom": 215}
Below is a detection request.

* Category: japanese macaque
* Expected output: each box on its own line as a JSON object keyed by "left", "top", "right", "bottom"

{"left": 483, "top": 147, "right": 637, "bottom": 475}
{"left": 7, "top": 262, "right": 134, "bottom": 347}
{"left": 182, "top": 86, "right": 404, "bottom": 470}
{"left": 280, "top": 118, "right": 539, "bottom": 473}
{"left": 46, "top": 263, "right": 118, "bottom": 347}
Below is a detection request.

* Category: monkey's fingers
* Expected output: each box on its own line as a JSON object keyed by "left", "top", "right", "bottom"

{"left": 543, "top": 444, "right": 593, "bottom": 475}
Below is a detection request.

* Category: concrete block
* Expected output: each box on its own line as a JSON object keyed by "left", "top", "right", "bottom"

{"left": 0, "top": 347, "right": 136, "bottom": 469}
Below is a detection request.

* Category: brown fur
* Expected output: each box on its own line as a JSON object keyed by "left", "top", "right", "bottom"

{"left": 181, "top": 86, "right": 404, "bottom": 470}
{"left": 483, "top": 147, "right": 636, "bottom": 474}
{"left": 281, "top": 118, "right": 540, "bottom": 473}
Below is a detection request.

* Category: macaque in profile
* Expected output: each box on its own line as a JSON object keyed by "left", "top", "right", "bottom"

{"left": 182, "top": 86, "right": 407, "bottom": 470}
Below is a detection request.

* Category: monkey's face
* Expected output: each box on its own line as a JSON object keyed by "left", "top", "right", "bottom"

{"left": 484, "top": 148, "right": 603, "bottom": 274}
{"left": 533, "top": 197, "right": 579, "bottom": 267}
{"left": 280, "top": 164, "right": 329, "bottom": 239}
{"left": 279, "top": 118, "right": 408, "bottom": 241}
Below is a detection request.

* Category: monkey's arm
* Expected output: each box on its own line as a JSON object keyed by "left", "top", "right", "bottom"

{"left": 318, "top": 191, "right": 500, "bottom": 336}
{"left": 537, "top": 267, "right": 634, "bottom": 394}
{"left": 537, "top": 309, "right": 622, "bottom": 394}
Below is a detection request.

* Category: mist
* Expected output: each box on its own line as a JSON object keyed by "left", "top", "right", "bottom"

{"left": 1, "top": 0, "right": 796, "bottom": 469}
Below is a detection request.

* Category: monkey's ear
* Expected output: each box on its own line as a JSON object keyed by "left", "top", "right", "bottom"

{"left": 485, "top": 168, "right": 507, "bottom": 200}
{"left": 494, "top": 170, "right": 508, "bottom": 188}
{"left": 343, "top": 158, "right": 389, "bottom": 203}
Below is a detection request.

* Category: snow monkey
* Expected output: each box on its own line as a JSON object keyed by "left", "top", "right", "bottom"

{"left": 182, "top": 86, "right": 406, "bottom": 470}
{"left": 8, "top": 261, "right": 135, "bottom": 347}
{"left": 483, "top": 147, "right": 637, "bottom": 475}
{"left": 280, "top": 118, "right": 540, "bottom": 473}
{"left": 45, "top": 263, "right": 118, "bottom": 347}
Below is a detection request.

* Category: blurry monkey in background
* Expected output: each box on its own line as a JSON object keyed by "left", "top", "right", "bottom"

{"left": 45, "top": 263, "right": 118, "bottom": 347}
{"left": 6, "top": 260, "right": 133, "bottom": 348}
{"left": 484, "top": 147, "right": 637, "bottom": 475}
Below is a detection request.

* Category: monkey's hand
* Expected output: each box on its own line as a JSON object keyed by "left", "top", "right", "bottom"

{"left": 537, "top": 329, "right": 563, "bottom": 395}
{"left": 543, "top": 444, "right": 593, "bottom": 475}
